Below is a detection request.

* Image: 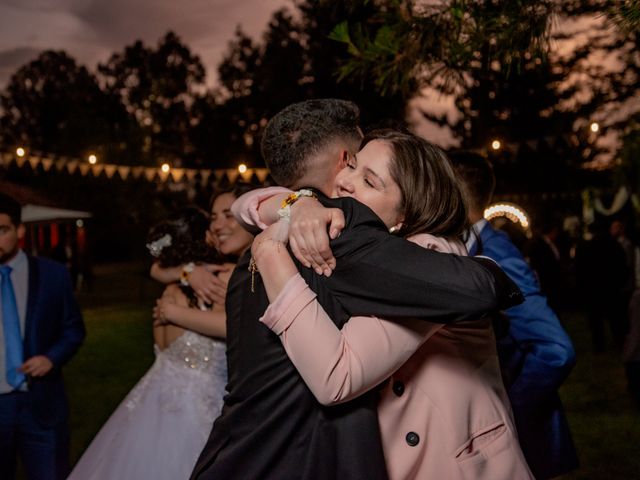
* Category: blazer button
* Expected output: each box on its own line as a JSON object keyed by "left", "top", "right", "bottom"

{"left": 392, "top": 380, "right": 405, "bottom": 397}
{"left": 405, "top": 432, "right": 420, "bottom": 447}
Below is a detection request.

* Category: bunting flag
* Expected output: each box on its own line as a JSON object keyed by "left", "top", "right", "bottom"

{"left": 200, "top": 170, "right": 211, "bottom": 186}
{"left": 28, "top": 155, "right": 41, "bottom": 170}
{"left": 79, "top": 164, "right": 92, "bottom": 176}
{"left": 144, "top": 168, "right": 157, "bottom": 182}
{"left": 131, "top": 166, "right": 145, "bottom": 179}
{"left": 91, "top": 164, "right": 104, "bottom": 177}
{"left": 0, "top": 150, "right": 271, "bottom": 187}
{"left": 255, "top": 169, "right": 270, "bottom": 183}
{"left": 117, "top": 166, "right": 131, "bottom": 180}
{"left": 170, "top": 168, "right": 185, "bottom": 182}
{"left": 225, "top": 169, "right": 239, "bottom": 184}
{"left": 66, "top": 160, "right": 79, "bottom": 175}
{"left": 103, "top": 164, "right": 117, "bottom": 179}
{"left": 41, "top": 159, "right": 54, "bottom": 171}
{"left": 15, "top": 155, "right": 28, "bottom": 168}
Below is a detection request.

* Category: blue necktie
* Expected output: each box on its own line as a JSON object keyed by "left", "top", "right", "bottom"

{"left": 0, "top": 265, "right": 25, "bottom": 389}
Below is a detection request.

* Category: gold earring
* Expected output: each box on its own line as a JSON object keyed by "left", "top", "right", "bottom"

{"left": 389, "top": 226, "right": 397, "bottom": 233}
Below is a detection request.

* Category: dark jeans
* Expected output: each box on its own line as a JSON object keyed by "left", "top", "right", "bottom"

{"left": 0, "top": 391, "right": 70, "bottom": 480}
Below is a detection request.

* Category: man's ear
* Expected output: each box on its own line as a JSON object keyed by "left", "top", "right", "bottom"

{"left": 17, "top": 224, "right": 26, "bottom": 241}
{"left": 340, "top": 150, "right": 350, "bottom": 168}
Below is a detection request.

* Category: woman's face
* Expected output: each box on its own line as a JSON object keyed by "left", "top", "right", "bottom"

{"left": 334, "top": 139, "right": 404, "bottom": 230}
{"left": 209, "top": 192, "right": 253, "bottom": 256}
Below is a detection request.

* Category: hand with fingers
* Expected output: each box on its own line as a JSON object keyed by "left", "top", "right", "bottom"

{"left": 153, "top": 295, "right": 176, "bottom": 326}
{"left": 289, "top": 198, "right": 345, "bottom": 277}
{"left": 189, "top": 264, "right": 230, "bottom": 305}
{"left": 19, "top": 355, "right": 53, "bottom": 377}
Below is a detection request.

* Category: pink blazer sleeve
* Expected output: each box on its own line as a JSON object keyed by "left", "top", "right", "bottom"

{"left": 259, "top": 234, "right": 466, "bottom": 405}
{"left": 230, "top": 186, "right": 292, "bottom": 230}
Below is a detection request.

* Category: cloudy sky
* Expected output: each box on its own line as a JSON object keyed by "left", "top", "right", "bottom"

{"left": 0, "top": 0, "right": 289, "bottom": 88}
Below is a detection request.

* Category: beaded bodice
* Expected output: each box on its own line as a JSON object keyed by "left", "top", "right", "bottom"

{"left": 160, "top": 329, "right": 226, "bottom": 373}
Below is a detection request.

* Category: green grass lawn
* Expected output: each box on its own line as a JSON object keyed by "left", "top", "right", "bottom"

{"left": 559, "top": 310, "right": 640, "bottom": 480}
{"left": 59, "top": 262, "right": 640, "bottom": 479}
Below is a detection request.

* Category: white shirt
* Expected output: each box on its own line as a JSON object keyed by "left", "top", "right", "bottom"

{"left": 465, "top": 219, "right": 489, "bottom": 254}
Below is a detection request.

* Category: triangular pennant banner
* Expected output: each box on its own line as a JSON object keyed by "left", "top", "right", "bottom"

{"left": 131, "top": 166, "right": 145, "bottom": 179}
{"left": 255, "top": 169, "right": 270, "bottom": 183}
{"left": 158, "top": 170, "right": 171, "bottom": 182}
{"left": 91, "top": 164, "right": 104, "bottom": 177}
{"left": 170, "top": 168, "right": 185, "bottom": 182}
{"left": 66, "top": 160, "right": 79, "bottom": 175}
{"left": 41, "top": 159, "right": 54, "bottom": 171}
{"left": 28, "top": 155, "right": 41, "bottom": 170}
{"left": 185, "top": 169, "right": 198, "bottom": 181}
{"left": 55, "top": 159, "right": 66, "bottom": 171}
{"left": 200, "top": 170, "right": 211, "bottom": 186}
{"left": 226, "top": 169, "right": 239, "bottom": 184}
{"left": 15, "top": 155, "right": 28, "bottom": 168}
{"left": 117, "top": 166, "right": 131, "bottom": 180}
{"left": 103, "top": 165, "right": 117, "bottom": 178}
{"left": 79, "top": 164, "right": 91, "bottom": 176}
{"left": 144, "top": 168, "right": 157, "bottom": 182}
{"left": 239, "top": 169, "right": 253, "bottom": 182}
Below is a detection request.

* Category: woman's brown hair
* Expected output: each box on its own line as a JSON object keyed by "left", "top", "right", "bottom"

{"left": 361, "top": 129, "right": 469, "bottom": 240}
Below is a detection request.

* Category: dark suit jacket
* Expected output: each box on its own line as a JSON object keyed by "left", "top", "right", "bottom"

{"left": 192, "top": 194, "right": 523, "bottom": 480}
{"left": 472, "top": 224, "right": 578, "bottom": 479}
{"left": 24, "top": 255, "right": 85, "bottom": 427}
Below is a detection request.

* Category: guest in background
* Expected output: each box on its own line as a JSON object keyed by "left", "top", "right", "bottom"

{"left": 576, "top": 221, "right": 629, "bottom": 352}
{"left": 150, "top": 183, "right": 256, "bottom": 306}
{"left": 0, "top": 193, "right": 85, "bottom": 480}
{"left": 527, "top": 216, "right": 564, "bottom": 312}
{"left": 450, "top": 151, "right": 579, "bottom": 480}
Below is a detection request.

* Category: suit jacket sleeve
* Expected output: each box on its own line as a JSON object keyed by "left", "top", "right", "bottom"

{"left": 319, "top": 197, "right": 521, "bottom": 323}
{"left": 44, "top": 264, "right": 86, "bottom": 368}
{"left": 260, "top": 273, "right": 442, "bottom": 405}
{"left": 484, "top": 231, "right": 575, "bottom": 408}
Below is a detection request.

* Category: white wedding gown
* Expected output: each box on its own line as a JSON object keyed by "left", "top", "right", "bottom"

{"left": 68, "top": 330, "right": 227, "bottom": 480}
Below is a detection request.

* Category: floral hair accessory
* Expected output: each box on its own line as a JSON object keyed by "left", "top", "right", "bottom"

{"left": 146, "top": 234, "right": 172, "bottom": 257}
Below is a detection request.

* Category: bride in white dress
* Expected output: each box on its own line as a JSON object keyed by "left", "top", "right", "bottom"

{"left": 69, "top": 199, "right": 254, "bottom": 480}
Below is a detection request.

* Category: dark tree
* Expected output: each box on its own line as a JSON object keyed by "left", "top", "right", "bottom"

{"left": 0, "top": 50, "right": 133, "bottom": 161}
{"left": 98, "top": 32, "right": 206, "bottom": 167}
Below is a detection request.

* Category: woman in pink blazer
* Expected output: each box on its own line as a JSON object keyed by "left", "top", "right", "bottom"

{"left": 246, "top": 129, "right": 533, "bottom": 480}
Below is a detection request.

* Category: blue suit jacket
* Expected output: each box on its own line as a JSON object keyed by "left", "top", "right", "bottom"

{"left": 471, "top": 224, "right": 579, "bottom": 479}
{"left": 24, "top": 255, "right": 85, "bottom": 427}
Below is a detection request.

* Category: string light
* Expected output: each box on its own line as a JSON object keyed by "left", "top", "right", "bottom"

{"left": 484, "top": 203, "right": 530, "bottom": 229}
{"left": 590, "top": 122, "right": 599, "bottom": 133}
{"left": 491, "top": 140, "right": 501, "bottom": 150}
{"left": 161, "top": 163, "right": 170, "bottom": 173}
{"left": 16, "top": 147, "right": 25, "bottom": 157}
{"left": 88, "top": 154, "right": 97, "bottom": 164}
{"left": 238, "top": 163, "right": 248, "bottom": 174}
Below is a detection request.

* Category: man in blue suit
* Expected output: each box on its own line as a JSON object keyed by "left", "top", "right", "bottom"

{"left": 0, "top": 193, "right": 85, "bottom": 480}
{"left": 450, "top": 151, "right": 579, "bottom": 479}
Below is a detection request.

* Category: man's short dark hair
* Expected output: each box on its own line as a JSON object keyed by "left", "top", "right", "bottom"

{"left": 261, "top": 99, "right": 361, "bottom": 187}
{"left": 448, "top": 150, "right": 496, "bottom": 212}
{"left": 0, "top": 193, "right": 22, "bottom": 226}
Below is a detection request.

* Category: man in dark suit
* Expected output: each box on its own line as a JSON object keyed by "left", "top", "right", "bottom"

{"left": 191, "top": 100, "right": 523, "bottom": 480}
{"left": 451, "top": 151, "right": 578, "bottom": 479}
{"left": 0, "top": 193, "right": 85, "bottom": 480}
